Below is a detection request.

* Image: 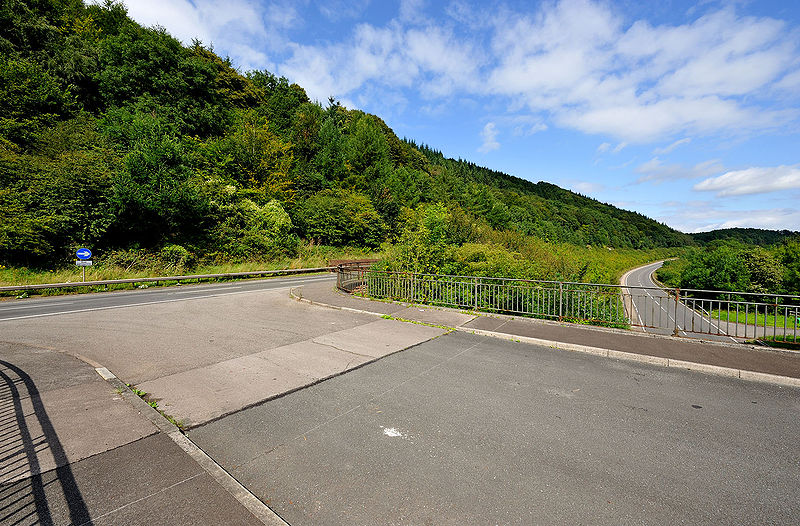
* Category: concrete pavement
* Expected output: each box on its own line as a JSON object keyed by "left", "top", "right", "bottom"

{"left": 0, "top": 341, "right": 264, "bottom": 525}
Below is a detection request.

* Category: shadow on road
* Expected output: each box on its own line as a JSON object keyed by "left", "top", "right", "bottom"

{"left": 0, "top": 359, "right": 90, "bottom": 525}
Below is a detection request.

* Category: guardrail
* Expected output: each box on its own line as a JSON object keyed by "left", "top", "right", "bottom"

{"left": 337, "top": 266, "right": 800, "bottom": 345}
{"left": 0, "top": 267, "right": 334, "bottom": 293}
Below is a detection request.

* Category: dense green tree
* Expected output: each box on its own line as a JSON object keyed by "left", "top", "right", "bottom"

{"left": 293, "top": 189, "right": 386, "bottom": 247}
{"left": 740, "top": 247, "right": 784, "bottom": 294}
{"left": 105, "top": 116, "right": 209, "bottom": 247}
{"left": 1, "top": 0, "right": 795, "bottom": 285}
{"left": 679, "top": 246, "right": 750, "bottom": 293}
{"left": 0, "top": 57, "right": 77, "bottom": 146}
{"left": 777, "top": 238, "right": 800, "bottom": 294}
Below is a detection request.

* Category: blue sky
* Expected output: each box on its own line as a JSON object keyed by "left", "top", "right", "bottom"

{"left": 113, "top": 0, "right": 800, "bottom": 233}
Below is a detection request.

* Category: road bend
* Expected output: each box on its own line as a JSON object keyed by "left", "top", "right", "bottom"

{"left": 0, "top": 273, "right": 335, "bottom": 322}
{"left": 621, "top": 261, "right": 738, "bottom": 344}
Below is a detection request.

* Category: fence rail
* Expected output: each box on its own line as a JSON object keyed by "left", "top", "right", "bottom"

{"left": 337, "top": 266, "right": 800, "bottom": 345}
{"left": 0, "top": 267, "right": 334, "bottom": 293}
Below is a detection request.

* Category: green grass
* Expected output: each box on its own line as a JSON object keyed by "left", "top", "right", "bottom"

{"left": 127, "top": 384, "right": 187, "bottom": 430}
{"left": 747, "top": 335, "right": 799, "bottom": 349}
{"left": 712, "top": 309, "right": 798, "bottom": 329}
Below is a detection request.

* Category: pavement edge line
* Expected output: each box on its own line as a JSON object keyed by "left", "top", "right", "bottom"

{"left": 93, "top": 367, "right": 289, "bottom": 526}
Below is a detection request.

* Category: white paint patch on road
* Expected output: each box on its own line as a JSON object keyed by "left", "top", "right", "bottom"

{"left": 382, "top": 427, "right": 403, "bottom": 438}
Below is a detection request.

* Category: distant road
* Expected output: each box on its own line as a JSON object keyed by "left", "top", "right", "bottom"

{"left": 621, "top": 261, "right": 738, "bottom": 343}
{"left": 0, "top": 273, "right": 335, "bottom": 322}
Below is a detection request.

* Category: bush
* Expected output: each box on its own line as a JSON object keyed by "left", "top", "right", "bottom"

{"left": 160, "top": 244, "right": 194, "bottom": 272}
{"left": 214, "top": 199, "right": 299, "bottom": 259}
{"left": 293, "top": 189, "right": 386, "bottom": 247}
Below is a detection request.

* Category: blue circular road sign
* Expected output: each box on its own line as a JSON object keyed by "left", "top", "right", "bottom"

{"left": 76, "top": 248, "right": 92, "bottom": 260}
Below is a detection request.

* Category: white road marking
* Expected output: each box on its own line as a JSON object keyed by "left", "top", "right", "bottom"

{"left": 627, "top": 262, "right": 738, "bottom": 342}
{"left": 173, "top": 286, "right": 243, "bottom": 294}
{"left": 0, "top": 287, "right": 292, "bottom": 322}
{"left": 0, "top": 301, "right": 75, "bottom": 311}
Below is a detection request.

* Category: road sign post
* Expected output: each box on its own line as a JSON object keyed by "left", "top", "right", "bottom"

{"left": 76, "top": 248, "right": 92, "bottom": 282}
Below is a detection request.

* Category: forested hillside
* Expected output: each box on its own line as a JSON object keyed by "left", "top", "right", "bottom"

{"left": 0, "top": 1, "right": 725, "bottom": 285}
{"left": 689, "top": 228, "right": 798, "bottom": 247}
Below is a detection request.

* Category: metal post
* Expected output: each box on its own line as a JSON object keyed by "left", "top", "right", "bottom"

{"left": 474, "top": 277, "right": 479, "bottom": 310}
{"left": 558, "top": 282, "right": 563, "bottom": 321}
{"left": 673, "top": 288, "right": 680, "bottom": 336}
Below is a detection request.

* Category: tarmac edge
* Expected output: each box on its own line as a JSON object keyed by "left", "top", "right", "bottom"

{"left": 93, "top": 367, "right": 289, "bottom": 526}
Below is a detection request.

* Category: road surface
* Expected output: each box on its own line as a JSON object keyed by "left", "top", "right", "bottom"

{"left": 0, "top": 273, "right": 335, "bottom": 322}
{"left": 621, "top": 261, "right": 739, "bottom": 343}
{"left": 191, "top": 330, "right": 800, "bottom": 525}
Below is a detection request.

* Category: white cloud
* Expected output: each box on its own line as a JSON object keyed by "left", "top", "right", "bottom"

{"left": 112, "top": 0, "right": 800, "bottom": 144}
{"left": 103, "top": 0, "right": 291, "bottom": 71}
{"left": 658, "top": 202, "right": 800, "bottom": 232}
{"left": 279, "top": 21, "right": 479, "bottom": 102}
{"left": 485, "top": 1, "right": 799, "bottom": 142}
{"left": 478, "top": 122, "right": 500, "bottom": 153}
{"left": 636, "top": 157, "right": 723, "bottom": 183}
{"left": 571, "top": 181, "right": 605, "bottom": 194}
{"left": 399, "top": 0, "right": 426, "bottom": 23}
{"left": 693, "top": 164, "right": 800, "bottom": 196}
{"left": 596, "top": 142, "right": 611, "bottom": 153}
{"left": 612, "top": 142, "right": 627, "bottom": 153}
{"left": 775, "top": 69, "right": 800, "bottom": 92}
{"left": 710, "top": 208, "right": 800, "bottom": 231}
{"left": 652, "top": 199, "right": 800, "bottom": 232}
{"left": 653, "top": 137, "right": 691, "bottom": 155}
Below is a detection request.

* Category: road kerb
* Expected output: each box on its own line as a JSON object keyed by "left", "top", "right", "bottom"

{"left": 290, "top": 286, "right": 385, "bottom": 318}
{"left": 739, "top": 369, "right": 800, "bottom": 387}
{"left": 93, "top": 367, "right": 288, "bottom": 526}
{"left": 607, "top": 349, "right": 670, "bottom": 367}
{"left": 666, "top": 359, "right": 740, "bottom": 378}
{"left": 457, "top": 326, "right": 610, "bottom": 357}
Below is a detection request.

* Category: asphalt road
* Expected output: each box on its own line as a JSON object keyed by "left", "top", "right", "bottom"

{"left": 0, "top": 273, "right": 335, "bottom": 322}
{"left": 621, "top": 261, "right": 738, "bottom": 343}
{"left": 191, "top": 330, "right": 800, "bottom": 525}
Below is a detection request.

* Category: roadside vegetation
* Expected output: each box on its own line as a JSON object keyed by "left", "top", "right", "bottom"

{"left": 656, "top": 238, "right": 800, "bottom": 296}
{"left": 0, "top": 242, "right": 377, "bottom": 290}
{"left": 711, "top": 309, "right": 798, "bottom": 330}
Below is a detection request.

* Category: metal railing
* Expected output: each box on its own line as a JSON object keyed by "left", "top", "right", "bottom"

{"left": 337, "top": 266, "right": 800, "bottom": 345}
{"left": 0, "top": 267, "right": 334, "bottom": 293}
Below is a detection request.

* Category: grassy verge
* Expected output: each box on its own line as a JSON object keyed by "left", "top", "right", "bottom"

{"left": 747, "top": 335, "right": 799, "bottom": 350}
{"left": 711, "top": 309, "right": 798, "bottom": 329}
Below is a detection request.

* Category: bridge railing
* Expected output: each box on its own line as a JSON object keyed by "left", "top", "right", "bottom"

{"left": 337, "top": 266, "right": 800, "bottom": 345}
